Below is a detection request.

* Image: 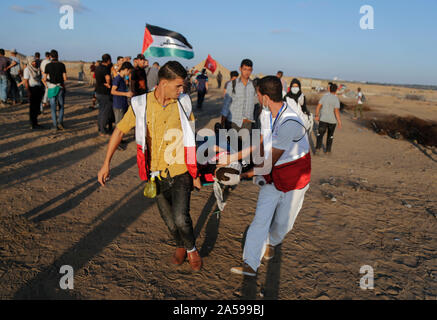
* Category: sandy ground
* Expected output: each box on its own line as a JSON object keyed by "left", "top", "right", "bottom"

{"left": 0, "top": 80, "right": 436, "bottom": 300}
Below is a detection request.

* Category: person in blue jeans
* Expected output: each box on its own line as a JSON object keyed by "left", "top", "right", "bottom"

{"left": 42, "top": 50, "right": 67, "bottom": 130}
{"left": 0, "top": 49, "right": 17, "bottom": 105}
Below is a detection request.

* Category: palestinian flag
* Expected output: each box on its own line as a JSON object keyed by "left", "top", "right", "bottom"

{"left": 142, "top": 24, "right": 194, "bottom": 59}
{"left": 204, "top": 54, "right": 217, "bottom": 73}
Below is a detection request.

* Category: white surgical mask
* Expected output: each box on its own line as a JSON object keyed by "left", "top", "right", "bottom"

{"left": 262, "top": 97, "right": 269, "bottom": 111}
{"left": 291, "top": 87, "right": 300, "bottom": 94}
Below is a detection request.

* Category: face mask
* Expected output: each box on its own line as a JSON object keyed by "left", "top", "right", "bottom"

{"left": 291, "top": 87, "right": 300, "bottom": 94}
{"left": 262, "top": 97, "right": 269, "bottom": 111}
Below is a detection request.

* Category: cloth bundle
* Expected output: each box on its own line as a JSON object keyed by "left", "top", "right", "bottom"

{"left": 215, "top": 162, "right": 242, "bottom": 186}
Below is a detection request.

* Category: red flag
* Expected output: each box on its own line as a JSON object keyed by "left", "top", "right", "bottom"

{"left": 204, "top": 54, "right": 217, "bottom": 73}
{"left": 142, "top": 26, "right": 154, "bottom": 54}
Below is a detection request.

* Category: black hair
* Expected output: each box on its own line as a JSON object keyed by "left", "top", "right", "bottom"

{"left": 45, "top": 52, "right": 50, "bottom": 57}
{"left": 201, "top": 68, "right": 206, "bottom": 74}
{"left": 158, "top": 61, "right": 187, "bottom": 80}
{"left": 102, "top": 53, "right": 111, "bottom": 63}
{"left": 240, "top": 59, "right": 253, "bottom": 68}
{"left": 119, "top": 61, "right": 133, "bottom": 71}
{"left": 230, "top": 71, "right": 239, "bottom": 78}
{"left": 329, "top": 83, "right": 338, "bottom": 93}
{"left": 35, "top": 52, "right": 40, "bottom": 58}
{"left": 0, "top": 49, "right": 4, "bottom": 55}
{"left": 258, "top": 76, "right": 283, "bottom": 103}
{"left": 153, "top": 62, "right": 159, "bottom": 67}
{"left": 117, "top": 56, "right": 123, "bottom": 61}
{"left": 277, "top": 71, "right": 283, "bottom": 77}
{"left": 50, "top": 49, "right": 58, "bottom": 60}
{"left": 357, "top": 87, "right": 361, "bottom": 92}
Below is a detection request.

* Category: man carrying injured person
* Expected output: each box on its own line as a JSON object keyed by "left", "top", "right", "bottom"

{"left": 229, "top": 75, "right": 312, "bottom": 277}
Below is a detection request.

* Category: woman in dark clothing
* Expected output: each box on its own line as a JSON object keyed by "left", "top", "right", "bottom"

{"left": 285, "top": 78, "right": 310, "bottom": 115}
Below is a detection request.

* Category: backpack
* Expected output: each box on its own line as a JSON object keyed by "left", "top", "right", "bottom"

{"left": 361, "top": 93, "right": 366, "bottom": 102}
{"left": 231, "top": 78, "right": 252, "bottom": 94}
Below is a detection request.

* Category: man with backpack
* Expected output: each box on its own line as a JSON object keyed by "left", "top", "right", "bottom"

{"left": 195, "top": 68, "right": 208, "bottom": 109}
{"left": 221, "top": 59, "right": 255, "bottom": 132}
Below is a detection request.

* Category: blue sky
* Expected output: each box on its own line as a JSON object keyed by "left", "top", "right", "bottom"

{"left": 1, "top": 0, "right": 436, "bottom": 85}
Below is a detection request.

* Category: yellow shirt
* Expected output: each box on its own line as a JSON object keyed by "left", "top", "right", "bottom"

{"left": 117, "top": 91, "right": 195, "bottom": 178}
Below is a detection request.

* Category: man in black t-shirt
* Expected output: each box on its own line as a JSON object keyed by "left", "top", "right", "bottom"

{"left": 95, "top": 53, "right": 113, "bottom": 135}
{"left": 42, "top": 49, "right": 67, "bottom": 130}
{"left": 130, "top": 54, "right": 148, "bottom": 96}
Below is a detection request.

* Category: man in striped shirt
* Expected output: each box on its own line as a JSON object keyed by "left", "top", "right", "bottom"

{"left": 221, "top": 59, "right": 256, "bottom": 132}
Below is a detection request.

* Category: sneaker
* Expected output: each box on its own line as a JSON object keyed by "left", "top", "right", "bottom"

{"left": 171, "top": 248, "right": 187, "bottom": 265}
{"left": 187, "top": 250, "right": 202, "bottom": 272}
{"left": 57, "top": 124, "right": 65, "bottom": 131}
{"left": 263, "top": 244, "right": 275, "bottom": 261}
{"left": 230, "top": 263, "right": 257, "bottom": 277}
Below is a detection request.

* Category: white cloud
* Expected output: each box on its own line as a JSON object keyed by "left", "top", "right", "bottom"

{"left": 9, "top": 5, "right": 42, "bottom": 14}
{"left": 48, "top": 0, "right": 89, "bottom": 13}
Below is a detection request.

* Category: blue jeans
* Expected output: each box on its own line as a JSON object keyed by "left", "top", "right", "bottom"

{"left": 49, "top": 87, "right": 65, "bottom": 127}
{"left": 0, "top": 74, "right": 7, "bottom": 102}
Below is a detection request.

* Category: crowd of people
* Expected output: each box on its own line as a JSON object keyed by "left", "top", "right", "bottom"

{"left": 2, "top": 47, "right": 365, "bottom": 276}
{"left": 92, "top": 53, "right": 161, "bottom": 141}
{"left": 95, "top": 56, "right": 368, "bottom": 276}
{"left": 0, "top": 48, "right": 67, "bottom": 130}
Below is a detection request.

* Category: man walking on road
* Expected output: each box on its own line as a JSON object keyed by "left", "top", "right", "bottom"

{"left": 315, "top": 83, "right": 342, "bottom": 154}
{"left": 98, "top": 61, "right": 203, "bottom": 272}
{"left": 230, "top": 76, "right": 311, "bottom": 277}
{"left": 42, "top": 49, "right": 67, "bottom": 130}
{"left": 195, "top": 68, "right": 208, "bottom": 109}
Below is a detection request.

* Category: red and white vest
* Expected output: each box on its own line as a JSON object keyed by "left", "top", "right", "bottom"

{"left": 131, "top": 93, "right": 197, "bottom": 181}
{"left": 259, "top": 103, "right": 311, "bottom": 192}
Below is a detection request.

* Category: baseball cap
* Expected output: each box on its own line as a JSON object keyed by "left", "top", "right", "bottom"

{"left": 11, "top": 49, "right": 17, "bottom": 53}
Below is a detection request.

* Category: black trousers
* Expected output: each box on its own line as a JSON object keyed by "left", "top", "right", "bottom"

{"left": 96, "top": 93, "right": 113, "bottom": 133}
{"left": 197, "top": 89, "right": 206, "bottom": 108}
{"left": 156, "top": 172, "right": 195, "bottom": 249}
{"left": 29, "top": 86, "right": 43, "bottom": 126}
{"left": 316, "top": 121, "right": 337, "bottom": 152}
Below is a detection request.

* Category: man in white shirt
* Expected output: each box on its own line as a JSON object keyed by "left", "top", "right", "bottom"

{"left": 354, "top": 87, "right": 364, "bottom": 120}
{"left": 230, "top": 76, "right": 311, "bottom": 277}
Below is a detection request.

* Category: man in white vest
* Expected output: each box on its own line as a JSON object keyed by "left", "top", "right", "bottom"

{"left": 98, "top": 61, "right": 203, "bottom": 272}
{"left": 230, "top": 76, "right": 311, "bottom": 276}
